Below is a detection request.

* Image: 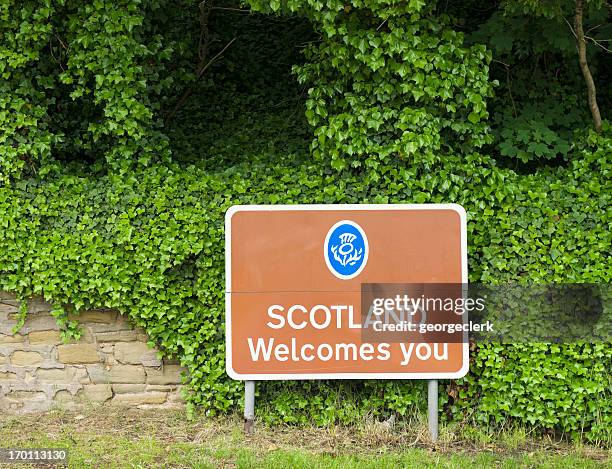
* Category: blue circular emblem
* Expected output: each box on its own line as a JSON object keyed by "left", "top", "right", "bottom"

{"left": 324, "top": 220, "right": 369, "bottom": 280}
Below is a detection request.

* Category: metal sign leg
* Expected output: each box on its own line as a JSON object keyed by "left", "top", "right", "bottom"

{"left": 244, "top": 380, "right": 255, "bottom": 434}
{"left": 427, "top": 379, "right": 438, "bottom": 442}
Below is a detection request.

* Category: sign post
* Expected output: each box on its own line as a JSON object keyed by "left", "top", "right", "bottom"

{"left": 244, "top": 380, "right": 255, "bottom": 434}
{"left": 226, "top": 204, "right": 467, "bottom": 441}
{"left": 428, "top": 379, "right": 438, "bottom": 441}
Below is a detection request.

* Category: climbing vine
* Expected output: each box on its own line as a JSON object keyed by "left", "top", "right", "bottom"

{"left": 0, "top": 0, "right": 610, "bottom": 440}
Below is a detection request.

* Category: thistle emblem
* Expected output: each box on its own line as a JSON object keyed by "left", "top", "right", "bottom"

{"left": 324, "top": 220, "right": 369, "bottom": 280}
{"left": 331, "top": 233, "right": 363, "bottom": 267}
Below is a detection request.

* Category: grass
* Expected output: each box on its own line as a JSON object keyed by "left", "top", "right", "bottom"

{"left": 0, "top": 407, "right": 609, "bottom": 468}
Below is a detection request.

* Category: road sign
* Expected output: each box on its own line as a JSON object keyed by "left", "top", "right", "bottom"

{"left": 225, "top": 204, "right": 468, "bottom": 380}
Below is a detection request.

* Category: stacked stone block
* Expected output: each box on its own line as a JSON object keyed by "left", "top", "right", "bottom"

{"left": 0, "top": 292, "right": 185, "bottom": 413}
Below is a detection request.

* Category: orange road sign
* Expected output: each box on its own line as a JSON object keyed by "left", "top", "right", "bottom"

{"left": 226, "top": 204, "right": 468, "bottom": 380}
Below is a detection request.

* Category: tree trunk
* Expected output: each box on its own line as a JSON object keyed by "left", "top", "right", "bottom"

{"left": 575, "top": 0, "right": 603, "bottom": 133}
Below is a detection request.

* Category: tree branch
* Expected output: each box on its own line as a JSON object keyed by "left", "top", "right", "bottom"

{"left": 196, "top": 37, "right": 236, "bottom": 80}
{"left": 164, "top": 1, "right": 237, "bottom": 124}
{"left": 574, "top": 0, "right": 602, "bottom": 133}
{"left": 584, "top": 35, "right": 612, "bottom": 53}
{"left": 164, "top": 37, "right": 236, "bottom": 124}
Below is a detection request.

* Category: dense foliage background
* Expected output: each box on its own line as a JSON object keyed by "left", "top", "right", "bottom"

{"left": 0, "top": 0, "right": 610, "bottom": 441}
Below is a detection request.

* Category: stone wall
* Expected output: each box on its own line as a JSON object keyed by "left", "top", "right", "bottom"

{"left": 0, "top": 292, "right": 185, "bottom": 413}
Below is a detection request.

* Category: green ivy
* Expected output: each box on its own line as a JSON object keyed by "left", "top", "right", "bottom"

{"left": 245, "top": 0, "right": 494, "bottom": 171}
{"left": 1, "top": 133, "right": 609, "bottom": 437}
{"left": 0, "top": 0, "right": 610, "bottom": 442}
{"left": 0, "top": 0, "right": 59, "bottom": 181}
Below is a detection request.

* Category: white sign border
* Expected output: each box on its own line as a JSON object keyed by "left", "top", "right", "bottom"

{"left": 225, "top": 204, "right": 469, "bottom": 381}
